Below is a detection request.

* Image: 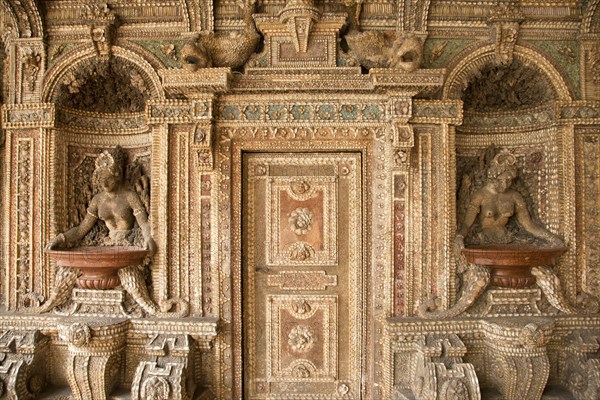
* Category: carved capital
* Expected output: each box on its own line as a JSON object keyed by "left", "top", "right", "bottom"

{"left": 193, "top": 121, "right": 214, "bottom": 171}
{"left": 59, "top": 319, "right": 128, "bottom": 400}
{"left": 482, "top": 319, "right": 553, "bottom": 399}
{"left": 388, "top": 97, "right": 414, "bottom": 149}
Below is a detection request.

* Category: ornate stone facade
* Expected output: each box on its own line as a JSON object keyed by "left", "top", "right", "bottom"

{"left": 0, "top": 1, "right": 599, "bottom": 399}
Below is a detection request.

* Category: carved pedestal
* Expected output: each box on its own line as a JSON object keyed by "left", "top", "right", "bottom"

{"left": 59, "top": 318, "right": 128, "bottom": 400}
{"left": 68, "top": 288, "right": 132, "bottom": 317}
{"left": 131, "top": 334, "right": 199, "bottom": 400}
{"left": 0, "top": 330, "right": 49, "bottom": 399}
{"left": 482, "top": 319, "right": 553, "bottom": 400}
{"left": 411, "top": 334, "right": 480, "bottom": 400}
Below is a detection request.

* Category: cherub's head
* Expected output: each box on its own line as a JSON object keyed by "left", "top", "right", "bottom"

{"left": 93, "top": 146, "right": 126, "bottom": 192}
{"left": 487, "top": 149, "right": 517, "bottom": 193}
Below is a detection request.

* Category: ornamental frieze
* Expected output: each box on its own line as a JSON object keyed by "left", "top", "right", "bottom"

{"left": 2, "top": 104, "right": 55, "bottom": 129}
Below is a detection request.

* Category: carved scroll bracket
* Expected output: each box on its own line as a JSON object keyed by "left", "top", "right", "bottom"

{"left": 532, "top": 265, "right": 600, "bottom": 315}
{"left": 417, "top": 264, "right": 490, "bottom": 319}
{"left": 131, "top": 334, "right": 198, "bottom": 400}
{"left": 487, "top": 3, "right": 524, "bottom": 65}
{"left": 58, "top": 318, "right": 129, "bottom": 400}
{"left": 0, "top": 330, "right": 50, "bottom": 399}
{"left": 11, "top": 39, "right": 46, "bottom": 104}
{"left": 580, "top": 36, "right": 600, "bottom": 100}
{"left": 410, "top": 334, "right": 481, "bottom": 400}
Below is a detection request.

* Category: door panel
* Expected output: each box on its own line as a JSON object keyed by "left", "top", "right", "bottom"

{"left": 243, "top": 153, "right": 362, "bottom": 399}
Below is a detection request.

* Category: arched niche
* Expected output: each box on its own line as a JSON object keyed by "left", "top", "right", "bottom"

{"left": 443, "top": 44, "right": 571, "bottom": 103}
{"left": 43, "top": 45, "right": 163, "bottom": 108}
{"left": 444, "top": 44, "right": 579, "bottom": 300}
{"left": 41, "top": 46, "right": 163, "bottom": 296}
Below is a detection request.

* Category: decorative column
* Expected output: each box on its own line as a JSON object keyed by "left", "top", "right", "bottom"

{"left": 146, "top": 68, "right": 230, "bottom": 317}
{"left": 1, "top": 104, "right": 55, "bottom": 312}
{"left": 406, "top": 100, "right": 463, "bottom": 314}
{"left": 389, "top": 95, "right": 413, "bottom": 319}
{"left": 59, "top": 318, "right": 129, "bottom": 400}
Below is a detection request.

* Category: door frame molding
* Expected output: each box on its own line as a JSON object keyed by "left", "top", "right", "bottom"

{"left": 215, "top": 130, "right": 393, "bottom": 399}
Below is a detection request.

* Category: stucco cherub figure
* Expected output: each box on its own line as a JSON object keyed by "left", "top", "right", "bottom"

{"left": 418, "top": 148, "right": 570, "bottom": 318}
{"left": 455, "top": 148, "right": 563, "bottom": 252}
{"left": 46, "top": 147, "right": 156, "bottom": 253}
{"left": 35, "top": 147, "right": 188, "bottom": 317}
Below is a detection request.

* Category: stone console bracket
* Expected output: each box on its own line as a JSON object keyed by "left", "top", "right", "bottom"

{"left": 0, "top": 330, "right": 49, "bottom": 399}
{"left": 131, "top": 334, "right": 199, "bottom": 400}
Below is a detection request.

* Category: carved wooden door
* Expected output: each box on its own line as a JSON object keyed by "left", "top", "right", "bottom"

{"left": 243, "top": 152, "right": 363, "bottom": 399}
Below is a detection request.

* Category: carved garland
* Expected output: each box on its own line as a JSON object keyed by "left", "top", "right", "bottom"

{"left": 16, "top": 139, "right": 33, "bottom": 309}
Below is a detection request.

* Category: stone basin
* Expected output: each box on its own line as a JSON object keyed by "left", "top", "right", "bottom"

{"left": 46, "top": 246, "right": 150, "bottom": 290}
{"left": 462, "top": 245, "right": 567, "bottom": 289}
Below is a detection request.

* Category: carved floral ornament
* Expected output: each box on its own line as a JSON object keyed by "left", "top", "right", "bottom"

{"left": 63, "top": 323, "right": 91, "bottom": 347}
{"left": 288, "top": 325, "right": 315, "bottom": 352}
{"left": 288, "top": 207, "right": 313, "bottom": 234}
{"left": 292, "top": 364, "right": 311, "bottom": 378}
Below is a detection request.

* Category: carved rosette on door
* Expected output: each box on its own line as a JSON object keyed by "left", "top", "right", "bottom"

{"left": 243, "top": 153, "right": 362, "bottom": 399}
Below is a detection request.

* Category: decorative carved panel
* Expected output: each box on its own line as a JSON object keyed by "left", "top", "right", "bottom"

{"left": 266, "top": 174, "right": 337, "bottom": 267}
{"left": 243, "top": 152, "right": 362, "bottom": 399}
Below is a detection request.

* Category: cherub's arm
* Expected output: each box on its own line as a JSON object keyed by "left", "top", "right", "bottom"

{"left": 128, "top": 191, "right": 156, "bottom": 254}
{"left": 46, "top": 196, "right": 99, "bottom": 249}
{"left": 514, "top": 192, "right": 563, "bottom": 246}
{"left": 458, "top": 191, "right": 482, "bottom": 238}
{"left": 455, "top": 191, "right": 483, "bottom": 258}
